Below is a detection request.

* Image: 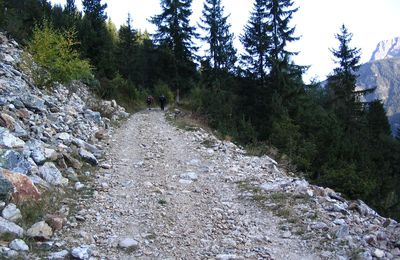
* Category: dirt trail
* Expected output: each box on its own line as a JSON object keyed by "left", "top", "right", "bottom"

{"left": 63, "top": 110, "right": 322, "bottom": 260}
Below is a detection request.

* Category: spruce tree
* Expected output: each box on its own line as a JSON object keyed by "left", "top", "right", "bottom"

{"left": 199, "top": 0, "right": 236, "bottom": 72}
{"left": 240, "top": 0, "right": 269, "bottom": 86}
{"left": 150, "top": 0, "right": 198, "bottom": 93}
{"left": 65, "top": 0, "right": 77, "bottom": 14}
{"left": 327, "top": 25, "right": 371, "bottom": 126}
{"left": 82, "top": 0, "right": 107, "bottom": 24}
{"left": 116, "top": 14, "right": 137, "bottom": 83}
{"left": 80, "top": 0, "right": 115, "bottom": 78}
{"left": 264, "top": 0, "right": 303, "bottom": 115}
{"left": 366, "top": 100, "right": 391, "bottom": 137}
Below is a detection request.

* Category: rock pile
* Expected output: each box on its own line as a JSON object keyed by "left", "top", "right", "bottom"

{"left": 185, "top": 125, "right": 400, "bottom": 259}
{"left": 0, "top": 32, "right": 128, "bottom": 258}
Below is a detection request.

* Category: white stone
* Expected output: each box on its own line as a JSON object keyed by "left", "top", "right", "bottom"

{"left": 26, "top": 221, "right": 53, "bottom": 240}
{"left": 216, "top": 254, "right": 243, "bottom": 260}
{"left": 0, "top": 127, "right": 25, "bottom": 148}
{"left": 75, "top": 182, "right": 85, "bottom": 191}
{"left": 57, "top": 132, "right": 71, "bottom": 141}
{"left": 0, "top": 217, "right": 24, "bottom": 238}
{"left": 2, "top": 204, "right": 22, "bottom": 222}
{"left": 180, "top": 172, "right": 198, "bottom": 181}
{"left": 373, "top": 249, "right": 385, "bottom": 258}
{"left": 118, "top": 237, "right": 139, "bottom": 250}
{"left": 48, "top": 250, "right": 70, "bottom": 259}
{"left": 179, "top": 179, "right": 193, "bottom": 185}
{"left": 9, "top": 239, "right": 29, "bottom": 251}
{"left": 71, "top": 245, "right": 91, "bottom": 260}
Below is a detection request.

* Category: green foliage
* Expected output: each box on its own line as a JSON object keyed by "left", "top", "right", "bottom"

{"left": 153, "top": 81, "right": 174, "bottom": 105}
{"left": 240, "top": 0, "right": 269, "bottom": 84}
{"left": 2, "top": 0, "right": 52, "bottom": 43}
{"left": 150, "top": 0, "right": 198, "bottom": 93}
{"left": 319, "top": 164, "right": 372, "bottom": 199}
{"left": 199, "top": 0, "right": 236, "bottom": 72}
{"left": 26, "top": 20, "right": 92, "bottom": 87}
{"left": 79, "top": 0, "right": 116, "bottom": 79}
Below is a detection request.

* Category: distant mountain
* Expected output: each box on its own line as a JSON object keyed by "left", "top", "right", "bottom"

{"left": 369, "top": 37, "right": 400, "bottom": 61}
{"left": 357, "top": 38, "right": 400, "bottom": 134}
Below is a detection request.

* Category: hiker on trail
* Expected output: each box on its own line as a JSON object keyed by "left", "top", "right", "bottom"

{"left": 146, "top": 95, "right": 154, "bottom": 110}
{"left": 159, "top": 94, "right": 166, "bottom": 111}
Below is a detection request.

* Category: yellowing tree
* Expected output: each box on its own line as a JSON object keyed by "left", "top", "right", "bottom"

{"left": 27, "top": 20, "right": 92, "bottom": 87}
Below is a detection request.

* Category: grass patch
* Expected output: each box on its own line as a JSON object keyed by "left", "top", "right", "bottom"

{"left": 17, "top": 188, "right": 66, "bottom": 228}
{"left": 166, "top": 107, "right": 223, "bottom": 137}
{"left": 237, "top": 180, "right": 315, "bottom": 236}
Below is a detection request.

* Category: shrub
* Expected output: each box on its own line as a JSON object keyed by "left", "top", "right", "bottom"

{"left": 26, "top": 20, "right": 92, "bottom": 87}
{"left": 153, "top": 81, "right": 174, "bottom": 105}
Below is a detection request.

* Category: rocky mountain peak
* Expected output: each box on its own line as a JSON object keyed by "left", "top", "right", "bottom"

{"left": 370, "top": 37, "right": 400, "bottom": 61}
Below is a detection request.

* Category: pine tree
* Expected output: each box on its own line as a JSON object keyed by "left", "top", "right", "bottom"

{"left": 82, "top": 0, "right": 107, "bottom": 24}
{"left": 264, "top": 0, "right": 303, "bottom": 115}
{"left": 366, "top": 100, "right": 391, "bottom": 137}
{"left": 65, "top": 0, "right": 77, "bottom": 14}
{"left": 266, "top": 0, "right": 298, "bottom": 69}
{"left": 80, "top": 0, "right": 115, "bottom": 78}
{"left": 3, "top": 0, "right": 52, "bottom": 41}
{"left": 199, "top": 0, "right": 236, "bottom": 72}
{"left": 327, "top": 25, "right": 371, "bottom": 126}
{"left": 116, "top": 14, "right": 137, "bottom": 82}
{"left": 150, "top": 0, "right": 198, "bottom": 93}
{"left": 240, "top": 0, "right": 269, "bottom": 86}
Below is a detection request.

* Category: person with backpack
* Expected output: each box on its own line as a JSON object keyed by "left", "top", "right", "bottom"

{"left": 159, "top": 94, "right": 166, "bottom": 111}
{"left": 146, "top": 95, "right": 154, "bottom": 110}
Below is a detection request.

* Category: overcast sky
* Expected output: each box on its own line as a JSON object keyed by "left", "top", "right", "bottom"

{"left": 49, "top": 0, "right": 400, "bottom": 83}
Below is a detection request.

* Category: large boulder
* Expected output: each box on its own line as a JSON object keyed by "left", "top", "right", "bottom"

{"left": 1, "top": 169, "right": 41, "bottom": 202}
{"left": 9, "top": 239, "right": 29, "bottom": 251}
{"left": 78, "top": 149, "right": 98, "bottom": 166}
{"left": 38, "top": 162, "right": 65, "bottom": 186}
{"left": 0, "top": 217, "right": 24, "bottom": 238}
{"left": 20, "top": 94, "right": 46, "bottom": 113}
{"left": 0, "top": 127, "right": 25, "bottom": 148}
{"left": 0, "top": 150, "right": 31, "bottom": 175}
{"left": 0, "top": 113, "right": 15, "bottom": 131}
{"left": 26, "top": 139, "right": 46, "bottom": 165}
{"left": 2, "top": 203, "right": 22, "bottom": 222}
{"left": 26, "top": 221, "right": 52, "bottom": 240}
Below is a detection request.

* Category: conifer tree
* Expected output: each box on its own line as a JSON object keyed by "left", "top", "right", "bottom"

{"left": 65, "top": 0, "right": 77, "bottom": 14}
{"left": 150, "top": 0, "right": 198, "bottom": 93}
{"left": 80, "top": 0, "right": 115, "bottom": 78}
{"left": 240, "top": 0, "right": 269, "bottom": 86}
{"left": 327, "top": 25, "right": 371, "bottom": 126}
{"left": 82, "top": 0, "right": 107, "bottom": 24}
{"left": 116, "top": 14, "right": 137, "bottom": 83}
{"left": 199, "top": 0, "right": 236, "bottom": 72}
{"left": 264, "top": 0, "right": 303, "bottom": 115}
{"left": 366, "top": 100, "right": 391, "bottom": 137}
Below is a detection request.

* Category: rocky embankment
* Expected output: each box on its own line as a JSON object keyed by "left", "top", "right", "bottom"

{"left": 0, "top": 33, "right": 128, "bottom": 259}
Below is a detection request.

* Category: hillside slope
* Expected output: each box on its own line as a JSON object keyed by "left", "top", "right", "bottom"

{"left": 358, "top": 58, "right": 400, "bottom": 132}
{"left": 358, "top": 37, "right": 400, "bottom": 133}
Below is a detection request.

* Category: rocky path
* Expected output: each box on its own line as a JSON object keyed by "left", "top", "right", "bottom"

{"left": 62, "top": 110, "right": 321, "bottom": 259}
